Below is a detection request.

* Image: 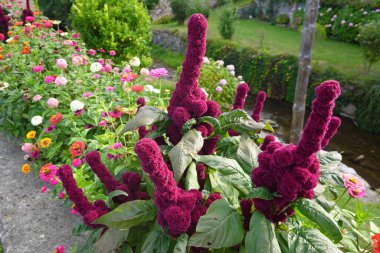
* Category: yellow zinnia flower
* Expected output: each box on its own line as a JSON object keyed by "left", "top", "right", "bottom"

{"left": 26, "top": 130, "right": 36, "bottom": 139}
{"left": 40, "top": 138, "right": 52, "bottom": 148}
{"left": 21, "top": 164, "right": 30, "bottom": 174}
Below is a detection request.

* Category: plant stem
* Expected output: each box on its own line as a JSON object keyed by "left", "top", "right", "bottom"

{"left": 331, "top": 188, "right": 347, "bottom": 211}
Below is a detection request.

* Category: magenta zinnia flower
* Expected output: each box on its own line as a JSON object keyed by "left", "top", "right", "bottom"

{"left": 150, "top": 68, "right": 168, "bottom": 79}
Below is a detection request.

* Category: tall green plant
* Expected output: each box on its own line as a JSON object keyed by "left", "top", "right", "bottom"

{"left": 218, "top": 4, "right": 238, "bottom": 39}
{"left": 170, "top": 0, "right": 189, "bottom": 25}
{"left": 358, "top": 20, "right": 380, "bottom": 72}
{"left": 71, "top": 0, "right": 152, "bottom": 65}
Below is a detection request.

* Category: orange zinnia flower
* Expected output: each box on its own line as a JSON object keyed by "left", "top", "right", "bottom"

{"left": 40, "top": 138, "right": 52, "bottom": 148}
{"left": 69, "top": 141, "right": 86, "bottom": 158}
{"left": 21, "top": 46, "right": 31, "bottom": 55}
{"left": 21, "top": 164, "right": 31, "bottom": 174}
{"left": 50, "top": 113, "right": 63, "bottom": 125}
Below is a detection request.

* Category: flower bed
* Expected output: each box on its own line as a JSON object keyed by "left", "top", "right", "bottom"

{"left": 1, "top": 1, "right": 379, "bottom": 253}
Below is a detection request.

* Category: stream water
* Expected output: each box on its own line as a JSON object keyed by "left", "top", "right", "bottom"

{"left": 245, "top": 97, "right": 380, "bottom": 189}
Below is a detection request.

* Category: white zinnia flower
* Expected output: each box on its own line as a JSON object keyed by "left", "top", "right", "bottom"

{"left": 144, "top": 85, "right": 154, "bottom": 92}
{"left": 230, "top": 71, "right": 235, "bottom": 76}
{"left": 203, "top": 57, "right": 210, "bottom": 64}
{"left": 226, "top": 64, "right": 235, "bottom": 71}
{"left": 130, "top": 57, "right": 141, "bottom": 67}
{"left": 70, "top": 100, "right": 84, "bottom": 112}
{"left": 90, "top": 62, "right": 103, "bottom": 73}
{"left": 31, "top": 116, "right": 43, "bottom": 126}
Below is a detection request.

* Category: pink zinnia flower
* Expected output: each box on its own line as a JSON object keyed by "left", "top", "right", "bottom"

{"left": 72, "top": 33, "right": 80, "bottom": 39}
{"left": 99, "top": 120, "right": 107, "bottom": 127}
{"left": 58, "top": 192, "right": 65, "bottom": 199}
{"left": 45, "top": 125, "right": 56, "bottom": 133}
{"left": 47, "top": 98, "right": 59, "bottom": 108}
{"left": 83, "top": 92, "right": 92, "bottom": 98}
{"left": 150, "top": 68, "right": 168, "bottom": 79}
{"left": 32, "top": 95, "right": 42, "bottom": 102}
{"left": 70, "top": 208, "right": 78, "bottom": 215}
{"left": 45, "top": 76, "right": 56, "bottom": 83}
{"left": 41, "top": 186, "right": 48, "bottom": 193}
{"left": 0, "top": 33, "right": 4, "bottom": 42}
{"left": 21, "top": 143, "right": 34, "bottom": 153}
{"left": 72, "top": 158, "right": 82, "bottom": 167}
{"left": 55, "top": 76, "right": 68, "bottom": 86}
{"left": 88, "top": 49, "right": 96, "bottom": 56}
{"left": 105, "top": 86, "right": 114, "bottom": 92}
{"left": 56, "top": 59, "right": 68, "bottom": 69}
{"left": 109, "top": 50, "right": 116, "bottom": 56}
{"left": 53, "top": 245, "right": 65, "bottom": 253}
{"left": 342, "top": 173, "right": 366, "bottom": 198}
{"left": 25, "top": 16, "right": 34, "bottom": 23}
{"left": 40, "top": 164, "right": 58, "bottom": 182}
{"left": 33, "top": 65, "right": 44, "bottom": 73}
{"left": 93, "top": 74, "right": 101, "bottom": 79}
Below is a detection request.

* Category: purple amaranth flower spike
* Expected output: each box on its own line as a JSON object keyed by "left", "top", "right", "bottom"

{"left": 57, "top": 164, "right": 109, "bottom": 228}
{"left": 0, "top": 7, "right": 10, "bottom": 41}
{"left": 251, "top": 80, "right": 341, "bottom": 223}
{"left": 22, "top": 0, "right": 34, "bottom": 25}
{"left": 251, "top": 91, "right": 267, "bottom": 122}
{"left": 229, "top": 83, "right": 250, "bottom": 136}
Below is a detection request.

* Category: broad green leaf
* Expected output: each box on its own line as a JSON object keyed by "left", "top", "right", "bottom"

{"left": 185, "top": 162, "right": 200, "bottom": 190}
{"left": 209, "top": 172, "right": 240, "bottom": 208}
{"left": 93, "top": 200, "right": 157, "bottom": 230}
{"left": 236, "top": 134, "right": 261, "bottom": 173}
{"left": 181, "top": 118, "right": 197, "bottom": 134}
{"left": 173, "top": 233, "right": 188, "bottom": 253}
{"left": 141, "top": 226, "right": 171, "bottom": 253}
{"left": 315, "top": 195, "right": 335, "bottom": 212}
{"left": 94, "top": 228, "right": 129, "bottom": 253}
{"left": 288, "top": 228, "right": 343, "bottom": 253}
{"left": 317, "top": 150, "right": 342, "bottom": 171}
{"left": 169, "top": 130, "right": 204, "bottom": 182}
{"left": 218, "top": 109, "right": 265, "bottom": 134}
{"left": 189, "top": 199, "right": 244, "bottom": 248}
{"left": 276, "top": 231, "right": 290, "bottom": 253}
{"left": 217, "top": 136, "right": 240, "bottom": 158}
{"left": 193, "top": 154, "right": 252, "bottom": 196}
{"left": 245, "top": 211, "right": 281, "bottom": 253}
{"left": 119, "top": 106, "right": 168, "bottom": 135}
{"left": 251, "top": 187, "right": 275, "bottom": 200}
{"left": 263, "top": 121, "right": 274, "bottom": 132}
{"left": 295, "top": 198, "right": 342, "bottom": 243}
{"left": 320, "top": 171, "right": 345, "bottom": 188}
{"left": 108, "top": 190, "right": 129, "bottom": 201}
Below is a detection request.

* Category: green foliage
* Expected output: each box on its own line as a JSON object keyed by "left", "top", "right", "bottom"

{"left": 218, "top": 5, "right": 238, "bottom": 39}
{"left": 275, "top": 14, "right": 290, "bottom": 25}
{"left": 354, "top": 84, "right": 380, "bottom": 133}
{"left": 205, "top": 39, "right": 380, "bottom": 133}
{"left": 358, "top": 20, "right": 380, "bottom": 69}
{"left": 298, "top": 23, "right": 327, "bottom": 40}
{"left": 171, "top": 0, "right": 190, "bottom": 25}
{"left": 188, "top": 0, "right": 211, "bottom": 19}
{"left": 152, "top": 15, "right": 175, "bottom": 25}
{"left": 37, "top": 0, "right": 73, "bottom": 29}
{"left": 71, "top": 0, "right": 152, "bottom": 65}
{"left": 142, "top": 0, "right": 159, "bottom": 10}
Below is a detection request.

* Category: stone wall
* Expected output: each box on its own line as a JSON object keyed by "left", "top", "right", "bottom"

{"left": 150, "top": 0, "right": 172, "bottom": 21}
{"left": 152, "top": 30, "right": 187, "bottom": 55}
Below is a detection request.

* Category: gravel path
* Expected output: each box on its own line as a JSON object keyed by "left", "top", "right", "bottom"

{"left": 0, "top": 134, "right": 82, "bottom": 253}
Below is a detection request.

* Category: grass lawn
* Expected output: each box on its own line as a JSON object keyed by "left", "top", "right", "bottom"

{"left": 152, "top": 45, "right": 184, "bottom": 69}
{"left": 153, "top": 1, "right": 380, "bottom": 81}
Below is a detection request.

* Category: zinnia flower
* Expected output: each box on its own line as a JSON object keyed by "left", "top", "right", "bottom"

{"left": 109, "top": 50, "right": 116, "bottom": 56}
{"left": 31, "top": 116, "right": 43, "bottom": 126}
{"left": 130, "top": 57, "right": 140, "bottom": 67}
{"left": 109, "top": 107, "right": 123, "bottom": 119}
{"left": 26, "top": 130, "right": 36, "bottom": 139}
{"left": 83, "top": 92, "right": 92, "bottom": 98}
{"left": 47, "top": 98, "right": 59, "bottom": 108}
{"left": 56, "top": 58, "right": 68, "bottom": 69}
{"left": 50, "top": 113, "right": 63, "bottom": 125}
{"left": 88, "top": 49, "right": 95, "bottom": 56}
{"left": 69, "top": 141, "right": 86, "bottom": 158}
{"left": 70, "top": 100, "right": 84, "bottom": 112}
{"left": 32, "top": 65, "right": 43, "bottom": 73}
{"left": 45, "top": 76, "right": 55, "bottom": 83}
{"left": 22, "top": 143, "right": 34, "bottom": 153}
{"left": 131, "top": 85, "right": 144, "bottom": 93}
{"left": 90, "top": 62, "right": 102, "bottom": 73}
{"left": 150, "top": 68, "right": 168, "bottom": 79}
{"left": 32, "top": 95, "right": 42, "bottom": 102}
{"left": 372, "top": 233, "right": 380, "bottom": 253}
{"left": 21, "top": 164, "right": 30, "bottom": 174}
{"left": 140, "top": 68, "right": 150, "bottom": 76}
{"left": 41, "top": 186, "right": 47, "bottom": 193}
{"left": 45, "top": 125, "right": 56, "bottom": 133}
{"left": 40, "top": 138, "right": 52, "bottom": 148}
{"left": 105, "top": 86, "right": 114, "bottom": 92}
{"left": 55, "top": 76, "right": 68, "bottom": 86}
{"left": 72, "top": 158, "right": 82, "bottom": 167}
{"left": 39, "top": 164, "right": 57, "bottom": 182}
{"left": 342, "top": 173, "right": 366, "bottom": 198}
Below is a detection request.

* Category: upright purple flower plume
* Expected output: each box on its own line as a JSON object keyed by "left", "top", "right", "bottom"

{"left": 251, "top": 91, "right": 266, "bottom": 122}
{"left": 251, "top": 80, "right": 341, "bottom": 223}
{"left": 0, "top": 7, "right": 10, "bottom": 41}
{"left": 22, "top": 0, "right": 34, "bottom": 24}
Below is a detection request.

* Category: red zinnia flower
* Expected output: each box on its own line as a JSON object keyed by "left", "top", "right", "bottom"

{"left": 69, "top": 141, "right": 86, "bottom": 158}
{"left": 50, "top": 113, "right": 63, "bottom": 125}
{"left": 373, "top": 233, "right": 380, "bottom": 253}
{"left": 131, "top": 85, "right": 144, "bottom": 93}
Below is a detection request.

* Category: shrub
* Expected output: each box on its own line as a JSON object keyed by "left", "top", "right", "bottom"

{"left": 275, "top": 14, "right": 290, "bottom": 25}
{"left": 358, "top": 20, "right": 380, "bottom": 71}
{"left": 298, "top": 23, "right": 327, "bottom": 40}
{"left": 142, "top": 0, "right": 159, "bottom": 10}
{"left": 71, "top": 0, "right": 152, "bottom": 65}
{"left": 218, "top": 5, "right": 237, "bottom": 39}
{"left": 37, "top": 0, "right": 72, "bottom": 29}
{"left": 187, "top": 0, "right": 210, "bottom": 19}
{"left": 171, "top": 0, "right": 189, "bottom": 25}
{"left": 152, "top": 14, "right": 174, "bottom": 25}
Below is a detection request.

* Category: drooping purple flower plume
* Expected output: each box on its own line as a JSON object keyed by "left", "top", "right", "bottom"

{"left": 321, "top": 116, "right": 341, "bottom": 149}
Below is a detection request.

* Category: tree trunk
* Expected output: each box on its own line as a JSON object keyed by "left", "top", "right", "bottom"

{"left": 290, "top": 0, "right": 320, "bottom": 144}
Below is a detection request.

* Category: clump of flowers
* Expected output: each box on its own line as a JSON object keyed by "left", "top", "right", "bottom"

{"left": 251, "top": 80, "right": 341, "bottom": 223}
{"left": 342, "top": 173, "right": 366, "bottom": 198}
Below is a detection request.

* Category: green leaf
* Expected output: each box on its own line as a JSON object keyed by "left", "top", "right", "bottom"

{"left": 119, "top": 106, "right": 168, "bottom": 135}
{"left": 108, "top": 190, "right": 129, "bottom": 206}
{"left": 141, "top": 226, "right": 171, "bottom": 253}
{"left": 188, "top": 199, "right": 244, "bottom": 248}
{"left": 251, "top": 187, "right": 275, "bottom": 200}
{"left": 245, "top": 211, "right": 281, "bottom": 253}
{"left": 93, "top": 228, "right": 129, "bottom": 253}
{"left": 185, "top": 162, "right": 200, "bottom": 190}
{"left": 93, "top": 200, "right": 157, "bottom": 230}
{"left": 236, "top": 134, "right": 261, "bottom": 173}
{"left": 288, "top": 228, "right": 343, "bottom": 253}
{"left": 263, "top": 121, "right": 274, "bottom": 132}
{"left": 193, "top": 154, "right": 252, "bottom": 196}
{"left": 218, "top": 110, "right": 265, "bottom": 134}
{"left": 173, "top": 233, "right": 188, "bottom": 253}
{"left": 181, "top": 118, "right": 197, "bottom": 134}
{"left": 317, "top": 150, "right": 342, "bottom": 171}
{"left": 295, "top": 198, "right": 342, "bottom": 243}
{"left": 169, "top": 130, "right": 204, "bottom": 182}
{"left": 209, "top": 172, "right": 240, "bottom": 208}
